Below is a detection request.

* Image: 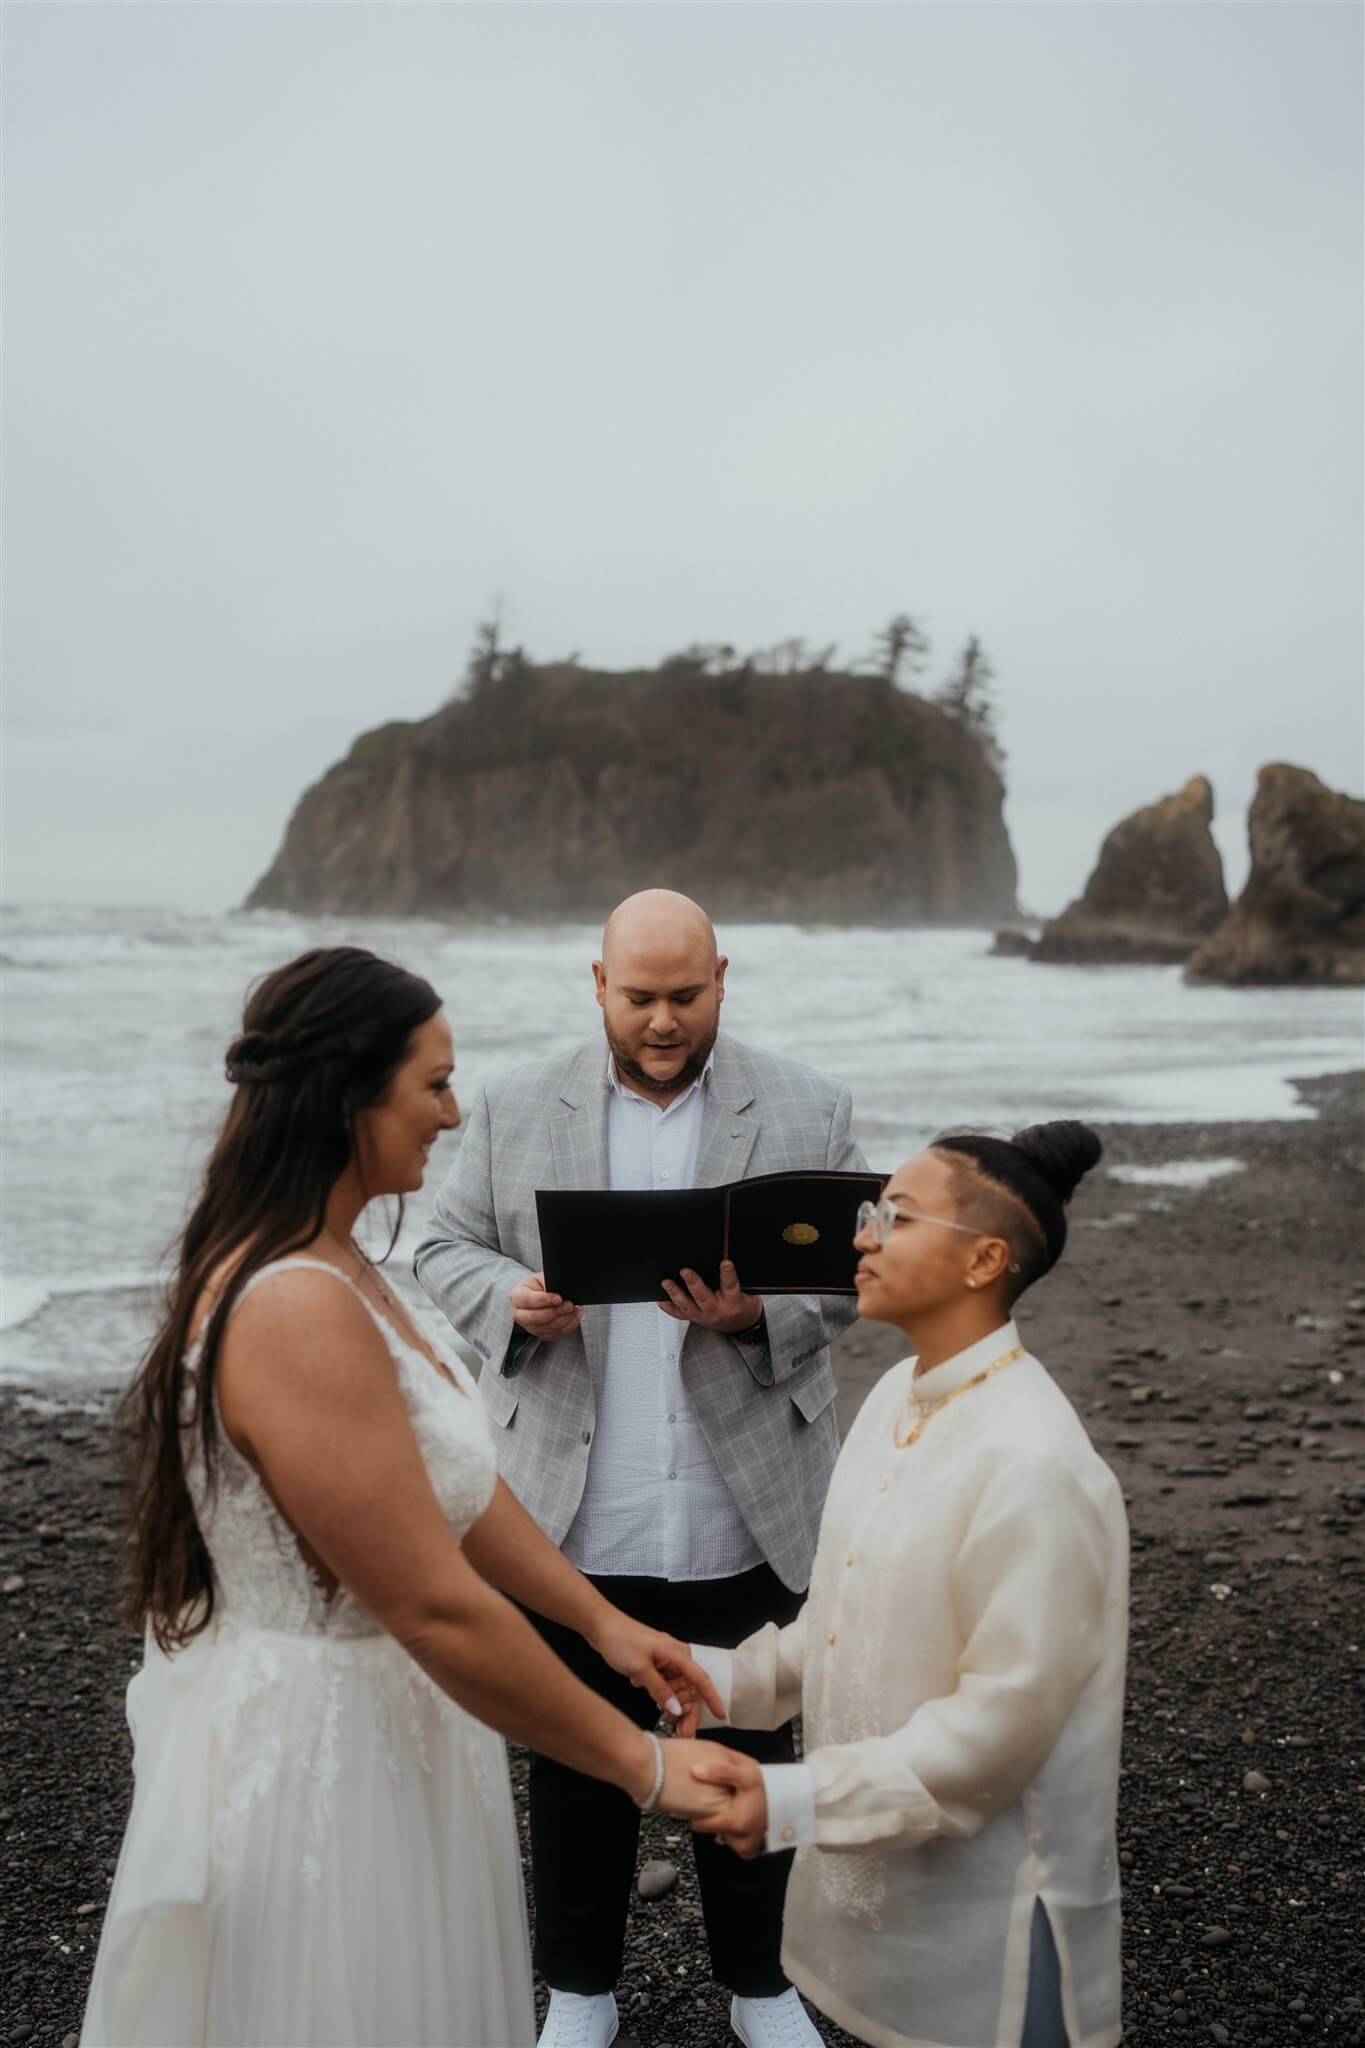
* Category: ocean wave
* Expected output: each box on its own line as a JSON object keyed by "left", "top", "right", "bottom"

{"left": 1, "top": 1269, "right": 161, "bottom": 1333}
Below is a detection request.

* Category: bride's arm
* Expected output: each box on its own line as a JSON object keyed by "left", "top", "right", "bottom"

{"left": 216, "top": 1271, "right": 721, "bottom": 1814}
{"left": 460, "top": 1478, "right": 723, "bottom": 1724}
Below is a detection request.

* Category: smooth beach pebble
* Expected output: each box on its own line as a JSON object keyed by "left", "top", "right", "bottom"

{"left": 1242, "top": 1770, "right": 1271, "bottom": 1794}
{"left": 636, "top": 1859, "right": 679, "bottom": 1900}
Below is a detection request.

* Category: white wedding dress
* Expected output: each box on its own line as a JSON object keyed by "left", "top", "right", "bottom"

{"left": 82, "top": 1258, "right": 536, "bottom": 2048}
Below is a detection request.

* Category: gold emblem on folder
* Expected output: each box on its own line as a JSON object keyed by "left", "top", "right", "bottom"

{"left": 783, "top": 1222, "right": 820, "bottom": 1246}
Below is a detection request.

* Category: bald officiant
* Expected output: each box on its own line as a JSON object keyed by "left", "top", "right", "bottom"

{"left": 416, "top": 891, "right": 866, "bottom": 2048}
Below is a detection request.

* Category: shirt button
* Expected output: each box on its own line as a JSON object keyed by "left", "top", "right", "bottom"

{"left": 582, "top": 1430, "right": 592, "bottom": 1445}
{"left": 879, "top": 1478, "right": 890, "bottom": 1492}
{"left": 668, "top": 1471, "right": 677, "bottom": 1481}
{"left": 845, "top": 1554, "right": 855, "bottom": 1567}
{"left": 667, "top": 1412, "right": 677, "bottom": 1423}
{"left": 826, "top": 1632, "right": 836, "bottom": 1646}
{"left": 781, "top": 1824, "right": 796, "bottom": 1844}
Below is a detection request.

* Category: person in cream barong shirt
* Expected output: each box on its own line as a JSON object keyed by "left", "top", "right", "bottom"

{"left": 691, "top": 1128, "right": 1128, "bottom": 2048}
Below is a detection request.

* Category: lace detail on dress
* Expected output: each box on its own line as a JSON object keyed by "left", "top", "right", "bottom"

{"left": 88, "top": 1261, "right": 535, "bottom": 2046}
{"left": 184, "top": 1256, "right": 497, "bottom": 1644}
{"left": 175, "top": 1257, "right": 501, "bottom": 1882}
{"left": 212, "top": 1632, "right": 287, "bottom": 1866}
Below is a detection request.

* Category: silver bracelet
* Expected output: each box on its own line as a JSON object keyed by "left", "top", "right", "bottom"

{"left": 636, "top": 1730, "right": 666, "bottom": 1812}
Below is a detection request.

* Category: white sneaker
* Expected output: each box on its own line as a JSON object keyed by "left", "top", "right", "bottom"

{"left": 536, "top": 1989, "right": 619, "bottom": 2048}
{"left": 731, "top": 1987, "right": 825, "bottom": 2047}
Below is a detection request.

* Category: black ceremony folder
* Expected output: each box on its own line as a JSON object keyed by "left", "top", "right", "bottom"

{"left": 535, "top": 1169, "right": 887, "bottom": 1305}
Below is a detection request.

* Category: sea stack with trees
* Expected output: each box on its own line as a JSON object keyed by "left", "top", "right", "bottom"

{"left": 246, "top": 617, "right": 1020, "bottom": 927}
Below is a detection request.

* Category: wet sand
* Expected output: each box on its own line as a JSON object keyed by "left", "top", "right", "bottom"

{"left": 2, "top": 1072, "right": 1361, "bottom": 2047}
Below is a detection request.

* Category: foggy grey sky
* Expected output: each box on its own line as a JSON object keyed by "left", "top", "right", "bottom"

{"left": 4, "top": 1, "right": 1361, "bottom": 918}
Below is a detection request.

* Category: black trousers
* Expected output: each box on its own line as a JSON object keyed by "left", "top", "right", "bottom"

{"left": 527, "top": 1562, "right": 804, "bottom": 1998}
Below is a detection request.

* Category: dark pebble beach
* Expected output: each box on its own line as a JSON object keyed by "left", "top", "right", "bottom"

{"left": 3, "top": 1072, "right": 1362, "bottom": 2048}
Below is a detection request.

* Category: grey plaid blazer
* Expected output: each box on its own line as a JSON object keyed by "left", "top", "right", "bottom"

{"left": 414, "top": 1033, "right": 867, "bottom": 1593}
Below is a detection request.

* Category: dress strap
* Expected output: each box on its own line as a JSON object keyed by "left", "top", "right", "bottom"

{"left": 234, "top": 1255, "right": 368, "bottom": 1307}
{"left": 234, "top": 1256, "right": 441, "bottom": 1369}
{"left": 189, "top": 1256, "right": 370, "bottom": 1360}
{"left": 193, "top": 1252, "right": 462, "bottom": 1397}
{"left": 235, "top": 1257, "right": 396, "bottom": 1342}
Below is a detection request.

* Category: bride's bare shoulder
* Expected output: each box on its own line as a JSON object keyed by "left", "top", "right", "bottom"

{"left": 215, "top": 1260, "right": 398, "bottom": 1454}
{"left": 192, "top": 1252, "right": 372, "bottom": 1354}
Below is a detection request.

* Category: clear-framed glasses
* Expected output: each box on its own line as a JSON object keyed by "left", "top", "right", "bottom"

{"left": 854, "top": 1198, "right": 1020, "bottom": 1274}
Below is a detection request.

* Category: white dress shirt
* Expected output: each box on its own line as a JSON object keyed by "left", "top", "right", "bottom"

{"left": 560, "top": 1057, "right": 764, "bottom": 1581}
{"left": 694, "top": 1322, "right": 1127, "bottom": 2048}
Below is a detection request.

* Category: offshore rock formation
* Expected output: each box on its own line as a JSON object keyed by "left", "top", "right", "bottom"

{"left": 1186, "top": 764, "right": 1365, "bottom": 987}
{"left": 990, "top": 924, "right": 1039, "bottom": 957}
{"left": 246, "top": 660, "right": 1020, "bottom": 925}
{"left": 1030, "top": 776, "right": 1228, "bottom": 965}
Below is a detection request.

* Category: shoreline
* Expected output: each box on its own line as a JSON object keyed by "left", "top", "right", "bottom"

{"left": 2, "top": 1073, "right": 1361, "bottom": 2046}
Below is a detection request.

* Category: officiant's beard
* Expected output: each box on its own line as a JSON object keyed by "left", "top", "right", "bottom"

{"left": 605, "top": 1019, "right": 719, "bottom": 1098}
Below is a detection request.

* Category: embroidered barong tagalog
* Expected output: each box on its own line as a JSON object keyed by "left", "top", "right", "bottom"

{"left": 893, "top": 1343, "right": 1024, "bottom": 1450}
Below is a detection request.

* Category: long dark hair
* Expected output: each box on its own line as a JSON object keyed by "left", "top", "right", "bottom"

{"left": 119, "top": 946, "right": 441, "bottom": 1650}
{"left": 933, "top": 1120, "right": 1103, "bottom": 1295}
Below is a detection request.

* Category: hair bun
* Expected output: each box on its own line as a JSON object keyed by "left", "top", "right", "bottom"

{"left": 225, "top": 1022, "right": 357, "bottom": 1085}
{"left": 224, "top": 1028, "right": 293, "bottom": 1084}
{"left": 1009, "top": 1120, "right": 1103, "bottom": 1205}
{"left": 227, "top": 1028, "right": 278, "bottom": 1064}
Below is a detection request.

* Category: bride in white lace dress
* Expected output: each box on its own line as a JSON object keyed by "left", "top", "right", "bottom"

{"left": 83, "top": 947, "right": 729, "bottom": 2048}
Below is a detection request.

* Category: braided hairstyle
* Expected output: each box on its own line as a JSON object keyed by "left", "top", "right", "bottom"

{"left": 931, "top": 1120, "right": 1103, "bottom": 1299}
{"left": 119, "top": 947, "right": 441, "bottom": 1649}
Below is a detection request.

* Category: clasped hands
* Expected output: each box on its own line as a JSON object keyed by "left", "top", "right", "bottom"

{"left": 640, "top": 1736, "right": 769, "bottom": 1853}
{"left": 587, "top": 1616, "right": 769, "bottom": 1850}
{"left": 636, "top": 1724, "right": 768, "bottom": 1854}
{"left": 510, "top": 1261, "right": 762, "bottom": 1341}
{"left": 588, "top": 1614, "right": 769, "bottom": 1851}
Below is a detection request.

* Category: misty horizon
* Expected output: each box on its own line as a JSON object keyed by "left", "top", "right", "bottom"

{"left": 4, "top": 3, "right": 1361, "bottom": 919}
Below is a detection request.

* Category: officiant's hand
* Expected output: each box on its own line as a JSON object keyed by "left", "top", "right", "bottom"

{"left": 509, "top": 1271, "right": 585, "bottom": 1342}
{"left": 689, "top": 1750, "right": 768, "bottom": 1858}
{"left": 657, "top": 1260, "right": 763, "bottom": 1335}
{"left": 590, "top": 1613, "right": 725, "bottom": 1736}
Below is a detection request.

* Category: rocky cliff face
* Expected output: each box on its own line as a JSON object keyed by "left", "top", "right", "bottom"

{"left": 1185, "top": 764, "right": 1365, "bottom": 986}
{"left": 246, "top": 660, "right": 1020, "bottom": 925}
{"left": 1029, "top": 776, "right": 1228, "bottom": 965}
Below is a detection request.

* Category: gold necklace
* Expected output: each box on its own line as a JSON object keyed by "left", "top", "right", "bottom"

{"left": 317, "top": 1228, "right": 460, "bottom": 1388}
{"left": 324, "top": 1229, "right": 400, "bottom": 1314}
{"left": 893, "top": 1345, "right": 1024, "bottom": 1450}
{"left": 354, "top": 1246, "right": 403, "bottom": 1319}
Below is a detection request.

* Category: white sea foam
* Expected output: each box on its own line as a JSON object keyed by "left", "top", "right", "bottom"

{"left": 0, "top": 1279, "right": 52, "bottom": 1332}
{"left": 2, "top": 904, "right": 1360, "bottom": 1389}
{"left": 0, "top": 1270, "right": 160, "bottom": 1333}
{"left": 1107, "top": 1159, "right": 1246, "bottom": 1190}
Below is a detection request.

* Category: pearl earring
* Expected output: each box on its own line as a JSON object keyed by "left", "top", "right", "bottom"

{"left": 966, "top": 1278, "right": 977, "bottom": 1290}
